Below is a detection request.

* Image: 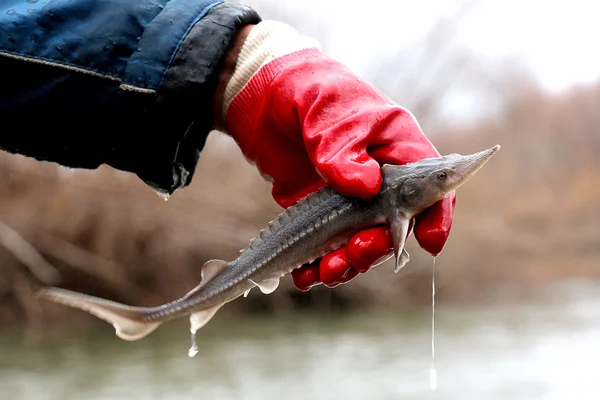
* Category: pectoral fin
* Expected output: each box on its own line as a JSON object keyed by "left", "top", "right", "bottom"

{"left": 390, "top": 211, "right": 410, "bottom": 273}
{"left": 398, "top": 248, "right": 410, "bottom": 271}
{"left": 188, "top": 303, "right": 224, "bottom": 358}
{"left": 249, "top": 277, "right": 280, "bottom": 294}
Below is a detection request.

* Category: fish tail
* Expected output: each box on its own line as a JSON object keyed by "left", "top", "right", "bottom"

{"left": 36, "top": 287, "right": 161, "bottom": 341}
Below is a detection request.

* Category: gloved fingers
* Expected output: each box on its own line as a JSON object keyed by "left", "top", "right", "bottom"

{"left": 307, "top": 110, "right": 443, "bottom": 200}
{"left": 314, "top": 149, "right": 383, "bottom": 200}
{"left": 336, "top": 265, "right": 359, "bottom": 286}
{"left": 291, "top": 261, "right": 322, "bottom": 291}
{"left": 304, "top": 113, "right": 385, "bottom": 200}
{"left": 290, "top": 184, "right": 453, "bottom": 292}
{"left": 290, "top": 231, "right": 384, "bottom": 291}
{"left": 347, "top": 227, "right": 394, "bottom": 273}
{"left": 291, "top": 219, "right": 418, "bottom": 291}
{"left": 414, "top": 192, "right": 456, "bottom": 256}
{"left": 291, "top": 249, "right": 360, "bottom": 291}
{"left": 318, "top": 247, "right": 359, "bottom": 288}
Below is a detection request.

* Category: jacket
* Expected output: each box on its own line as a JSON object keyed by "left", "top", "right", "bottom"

{"left": 0, "top": 0, "right": 261, "bottom": 194}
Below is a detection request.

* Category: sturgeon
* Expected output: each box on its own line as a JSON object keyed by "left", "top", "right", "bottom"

{"left": 37, "top": 145, "right": 500, "bottom": 345}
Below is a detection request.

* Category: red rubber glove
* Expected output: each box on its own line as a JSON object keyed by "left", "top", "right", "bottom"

{"left": 221, "top": 22, "right": 456, "bottom": 290}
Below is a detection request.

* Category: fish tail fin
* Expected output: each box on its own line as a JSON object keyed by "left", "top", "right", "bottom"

{"left": 36, "top": 287, "right": 160, "bottom": 341}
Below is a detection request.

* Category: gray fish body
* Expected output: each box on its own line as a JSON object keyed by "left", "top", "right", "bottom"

{"left": 151, "top": 183, "right": 392, "bottom": 321}
{"left": 37, "top": 145, "right": 501, "bottom": 341}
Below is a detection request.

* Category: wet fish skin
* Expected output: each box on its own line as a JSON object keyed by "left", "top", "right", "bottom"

{"left": 36, "top": 145, "right": 501, "bottom": 341}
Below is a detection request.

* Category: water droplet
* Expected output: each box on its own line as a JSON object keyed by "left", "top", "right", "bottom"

{"left": 156, "top": 191, "right": 170, "bottom": 201}
{"left": 430, "top": 367, "right": 437, "bottom": 390}
{"left": 188, "top": 344, "right": 198, "bottom": 357}
{"left": 188, "top": 330, "right": 199, "bottom": 357}
{"left": 187, "top": 43, "right": 193, "bottom": 50}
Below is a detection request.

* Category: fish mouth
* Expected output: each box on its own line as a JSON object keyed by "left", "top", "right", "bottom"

{"left": 450, "top": 144, "right": 501, "bottom": 190}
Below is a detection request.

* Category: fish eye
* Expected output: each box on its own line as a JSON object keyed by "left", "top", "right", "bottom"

{"left": 437, "top": 172, "right": 447, "bottom": 180}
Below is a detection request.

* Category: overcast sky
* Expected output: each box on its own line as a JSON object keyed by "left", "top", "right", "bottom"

{"left": 453, "top": 0, "right": 600, "bottom": 92}
{"left": 239, "top": 0, "right": 599, "bottom": 126}
{"left": 245, "top": 0, "right": 600, "bottom": 93}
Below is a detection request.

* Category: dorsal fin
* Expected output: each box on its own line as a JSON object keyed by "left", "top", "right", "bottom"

{"left": 305, "top": 190, "right": 322, "bottom": 206}
{"left": 291, "top": 188, "right": 329, "bottom": 212}
{"left": 267, "top": 218, "right": 281, "bottom": 231}
{"left": 181, "top": 259, "right": 229, "bottom": 301}
{"left": 241, "top": 187, "right": 334, "bottom": 253}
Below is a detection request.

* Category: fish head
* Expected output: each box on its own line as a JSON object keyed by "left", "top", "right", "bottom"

{"left": 384, "top": 144, "right": 501, "bottom": 217}
{"left": 382, "top": 144, "right": 501, "bottom": 272}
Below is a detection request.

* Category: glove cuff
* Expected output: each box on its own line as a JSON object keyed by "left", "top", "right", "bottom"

{"left": 222, "top": 21, "right": 324, "bottom": 138}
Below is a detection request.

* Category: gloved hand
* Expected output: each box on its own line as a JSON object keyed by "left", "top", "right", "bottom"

{"left": 220, "top": 21, "right": 456, "bottom": 290}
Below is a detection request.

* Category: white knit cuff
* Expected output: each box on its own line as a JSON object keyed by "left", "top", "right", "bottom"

{"left": 222, "top": 20, "right": 322, "bottom": 120}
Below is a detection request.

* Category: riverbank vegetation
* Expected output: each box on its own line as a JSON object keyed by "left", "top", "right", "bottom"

{"left": 1, "top": 77, "right": 598, "bottom": 330}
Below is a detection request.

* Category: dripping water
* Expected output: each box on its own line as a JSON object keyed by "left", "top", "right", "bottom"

{"left": 430, "top": 256, "right": 437, "bottom": 390}
{"left": 188, "top": 329, "right": 199, "bottom": 358}
{"left": 155, "top": 191, "right": 170, "bottom": 202}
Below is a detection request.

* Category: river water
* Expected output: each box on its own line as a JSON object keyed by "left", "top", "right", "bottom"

{"left": 1, "top": 280, "right": 600, "bottom": 400}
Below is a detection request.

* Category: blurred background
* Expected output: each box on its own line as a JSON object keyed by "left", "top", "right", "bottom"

{"left": 1, "top": 0, "right": 599, "bottom": 399}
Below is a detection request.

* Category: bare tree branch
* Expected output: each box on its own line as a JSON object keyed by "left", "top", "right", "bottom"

{"left": 33, "top": 233, "right": 145, "bottom": 303}
{"left": 0, "top": 220, "right": 60, "bottom": 285}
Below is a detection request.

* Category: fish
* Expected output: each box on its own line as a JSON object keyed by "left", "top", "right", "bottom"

{"left": 36, "top": 145, "right": 501, "bottom": 345}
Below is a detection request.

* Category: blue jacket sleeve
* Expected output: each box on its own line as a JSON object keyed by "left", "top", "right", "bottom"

{"left": 0, "top": 0, "right": 261, "bottom": 195}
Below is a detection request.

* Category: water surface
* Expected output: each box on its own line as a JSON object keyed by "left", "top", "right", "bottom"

{"left": 1, "top": 280, "right": 600, "bottom": 400}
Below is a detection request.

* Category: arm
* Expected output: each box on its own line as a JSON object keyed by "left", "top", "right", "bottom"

{"left": 0, "top": 4, "right": 455, "bottom": 290}
{"left": 0, "top": 0, "right": 260, "bottom": 195}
